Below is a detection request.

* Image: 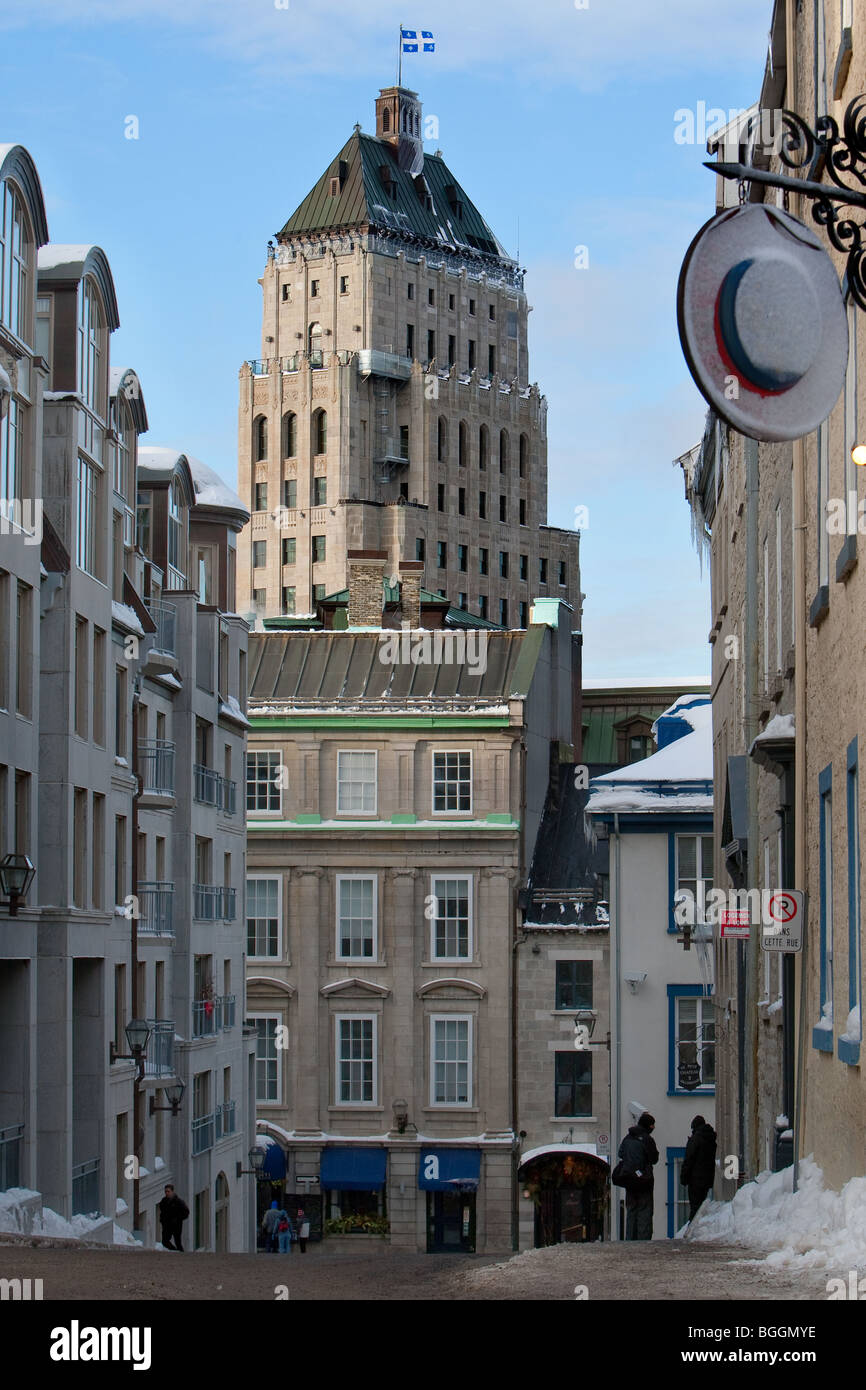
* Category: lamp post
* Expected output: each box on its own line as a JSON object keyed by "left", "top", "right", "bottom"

{"left": 148, "top": 1081, "right": 185, "bottom": 1118}
{"left": 110, "top": 1018, "right": 152, "bottom": 1080}
{"left": 391, "top": 1098, "right": 409, "bottom": 1134}
{"left": 237, "top": 1145, "right": 266, "bottom": 1179}
{"left": 0, "top": 854, "right": 36, "bottom": 916}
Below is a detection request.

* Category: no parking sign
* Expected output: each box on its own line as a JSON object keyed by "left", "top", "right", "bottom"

{"left": 761, "top": 890, "right": 805, "bottom": 952}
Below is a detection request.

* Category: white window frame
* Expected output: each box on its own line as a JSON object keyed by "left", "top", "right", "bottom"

{"left": 429, "top": 874, "right": 473, "bottom": 961}
{"left": 76, "top": 454, "right": 98, "bottom": 576}
{"left": 248, "top": 1013, "right": 282, "bottom": 1105}
{"left": 431, "top": 748, "right": 473, "bottom": 815}
{"left": 336, "top": 874, "right": 378, "bottom": 961}
{"left": 336, "top": 749, "right": 378, "bottom": 817}
{"left": 675, "top": 833, "right": 714, "bottom": 919}
{"left": 429, "top": 1013, "right": 473, "bottom": 1107}
{"left": 334, "top": 1013, "right": 378, "bottom": 1106}
{"left": 246, "top": 875, "right": 282, "bottom": 960}
{"left": 674, "top": 994, "right": 715, "bottom": 1093}
{"left": 246, "top": 749, "right": 282, "bottom": 817}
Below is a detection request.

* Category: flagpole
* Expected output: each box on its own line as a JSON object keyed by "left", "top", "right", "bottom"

{"left": 398, "top": 25, "right": 402, "bottom": 87}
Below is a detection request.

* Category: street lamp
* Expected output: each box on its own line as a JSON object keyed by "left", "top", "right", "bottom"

{"left": 852, "top": 444, "right": 866, "bottom": 466}
{"left": 110, "top": 1018, "right": 152, "bottom": 1077}
{"left": 0, "top": 854, "right": 35, "bottom": 916}
{"left": 573, "top": 1009, "right": 597, "bottom": 1051}
{"left": 392, "top": 1098, "right": 409, "bottom": 1134}
{"left": 237, "top": 1145, "right": 267, "bottom": 1179}
{"left": 148, "top": 1081, "right": 185, "bottom": 1117}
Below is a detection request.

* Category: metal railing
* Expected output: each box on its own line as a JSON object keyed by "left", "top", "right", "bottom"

{"left": 218, "top": 994, "right": 236, "bottom": 1030}
{"left": 221, "top": 778, "right": 237, "bottom": 816}
{"left": 192, "top": 999, "right": 218, "bottom": 1037}
{"left": 193, "top": 766, "right": 237, "bottom": 815}
{"left": 193, "top": 884, "right": 222, "bottom": 921}
{"left": 191, "top": 1114, "right": 214, "bottom": 1155}
{"left": 137, "top": 882, "right": 174, "bottom": 936}
{"left": 222, "top": 887, "right": 236, "bottom": 921}
{"left": 143, "top": 1019, "right": 175, "bottom": 1078}
{"left": 0, "top": 1123, "right": 23, "bottom": 1192}
{"left": 146, "top": 601, "right": 177, "bottom": 656}
{"left": 71, "top": 1157, "right": 100, "bottom": 1216}
{"left": 139, "top": 739, "right": 175, "bottom": 796}
{"left": 215, "top": 1100, "right": 236, "bottom": 1140}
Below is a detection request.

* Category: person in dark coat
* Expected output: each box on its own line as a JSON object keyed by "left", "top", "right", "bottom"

{"left": 617, "top": 1112, "right": 658, "bottom": 1240}
{"left": 681, "top": 1114, "right": 717, "bottom": 1221}
{"left": 158, "top": 1184, "right": 189, "bottom": 1251}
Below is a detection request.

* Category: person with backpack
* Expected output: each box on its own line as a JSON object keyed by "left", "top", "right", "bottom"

{"left": 614, "top": 1112, "right": 659, "bottom": 1240}
{"left": 158, "top": 1184, "right": 189, "bottom": 1251}
{"left": 680, "top": 1114, "right": 717, "bottom": 1222}
{"left": 276, "top": 1207, "right": 294, "bottom": 1254}
{"left": 261, "top": 1199, "right": 282, "bottom": 1253}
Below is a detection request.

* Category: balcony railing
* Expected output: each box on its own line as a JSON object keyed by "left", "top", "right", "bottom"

{"left": 193, "top": 884, "right": 237, "bottom": 921}
{"left": 71, "top": 1157, "right": 100, "bottom": 1216}
{"left": 0, "top": 1123, "right": 23, "bottom": 1192}
{"left": 222, "top": 887, "right": 236, "bottom": 921}
{"left": 137, "top": 882, "right": 174, "bottom": 937}
{"left": 218, "top": 994, "right": 236, "bottom": 1030}
{"left": 193, "top": 766, "right": 237, "bottom": 815}
{"left": 193, "top": 999, "right": 218, "bottom": 1037}
{"left": 146, "top": 600, "right": 177, "bottom": 656}
{"left": 222, "top": 778, "right": 237, "bottom": 816}
{"left": 215, "top": 1100, "right": 236, "bottom": 1141}
{"left": 143, "top": 1019, "right": 175, "bottom": 1078}
{"left": 139, "top": 739, "right": 176, "bottom": 796}
{"left": 191, "top": 1114, "right": 214, "bottom": 1156}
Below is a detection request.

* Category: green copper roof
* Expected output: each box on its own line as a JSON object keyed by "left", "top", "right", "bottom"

{"left": 278, "top": 132, "right": 511, "bottom": 262}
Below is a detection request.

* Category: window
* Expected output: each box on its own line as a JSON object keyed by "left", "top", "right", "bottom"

{"left": 448, "top": 334, "right": 456, "bottom": 367}
{"left": 437, "top": 541, "right": 447, "bottom": 569}
{"left": 253, "top": 588, "right": 266, "bottom": 610}
{"left": 313, "top": 583, "right": 326, "bottom": 601}
{"left": 817, "top": 419, "right": 830, "bottom": 592}
{"left": 74, "top": 616, "right": 88, "bottom": 737}
{"left": 676, "top": 835, "right": 714, "bottom": 921}
{"left": 313, "top": 476, "right": 327, "bottom": 506}
{"left": 499, "top": 551, "right": 508, "bottom": 579}
{"left": 458, "top": 592, "right": 467, "bottom": 610}
{"left": 431, "top": 1016, "right": 471, "bottom": 1105}
{"left": 437, "top": 483, "right": 445, "bottom": 512}
{"left": 114, "top": 814, "right": 127, "bottom": 906}
{"left": 499, "top": 598, "right": 508, "bottom": 627}
{"left": 448, "top": 293, "right": 455, "bottom": 310}
{"left": 314, "top": 410, "right": 327, "bottom": 454}
{"left": 73, "top": 788, "right": 87, "bottom": 908}
{"left": 488, "top": 345, "right": 496, "bottom": 376}
{"left": 337, "top": 750, "right": 377, "bottom": 814}
{"left": 816, "top": 765, "right": 834, "bottom": 1048}
{"left": 667, "top": 1150, "right": 691, "bottom": 1237}
{"left": 400, "top": 425, "right": 409, "bottom": 460}
{"left": 433, "top": 749, "right": 471, "bottom": 812}
{"left": 247, "top": 878, "right": 280, "bottom": 958}
{"left": 282, "top": 412, "right": 297, "bottom": 457}
{"left": 555, "top": 960, "right": 593, "bottom": 1010}
{"left": 559, "top": 560, "right": 567, "bottom": 587}
{"left": 519, "top": 553, "right": 528, "bottom": 582}
{"left": 310, "top": 279, "right": 320, "bottom": 297}
{"left": 77, "top": 278, "right": 105, "bottom": 415}
{"left": 519, "top": 498, "right": 526, "bottom": 525}
{"left": 92, "top": 628, "right": 105, "bottom": 745}
{"left": 762, "top": 534, "right": 769, "bottom": 689}
{"left": 430, "top": 876, "right": 471, "bottom": 959}
{"left": 281, "top": 586, "right": 296, "bottom": 615}
{"left": 114, "top": 666, "right": 127, "bottom": 758}
{"left": 0, "top": 179, "right": 33, "bottom": 341}
{"left": 428, "top": 287, "right": 435, "bottom": 306}
{"left": 468, "top": 339, "right": 476, "bottom": 370}
{"left": 775, "top": 502, "right": 783, "bottom": 674}
{"left": 336, "top": 1016, "right": 376, "bottom": 1104}
{"left": 282, "top": 537, "right": 296, "bottom": 566}
{"left": 437, "top": 417, "right": 447, "bottom": 462}
{"left": 468, "top": 298, "right": 476, "bottom": 316}
{"left": 843, "top": 740, "right": 861, "bottom": 1062}
{"left": 312, "top": 535, "right": 326, "bottom": 563}
{"left": 253, "top": 540, "right": 267, "bottom": 568}
{"left": 283, "top": 478, "right": 297, "bottom": 509}
{"left": 518, "top": 601, "right": 528, "bottom": 627}
{"left": 0, "top": 396, "right": 23, "bottom": 510}
{"left": 499, "top": 495, "right": 507, "bottom": 522}
{"left": 337, "top": 876, "right": 376, "bottom": 959}
{"left": 252, "top": 1017, "right": 280, "bottom": 1102}
{"left": 340, "top": 275, "right": 349, "bottom": 294}
{"left": 519, "top": 434, "right": 528, "bottom": 477}
{"left": 488, "top": 303, "right": 496, "bottom": 321}
{"left": 246, "top": 750, "right": 282, "bottom": 815}
{"left": 478, "top": 595, "right": 488, "bottom": 619}
{"left": 254, "top": 481, "right": 267, "bottom": 512}
{"left": 554, "top": 1051, "right": 592, "bottom": 1117}
{"left": 76, "top": 456, "right": 98, "bottom": 575}
{"left": 416, "top": 537, "right": 425, "bottom": 562}
{"left": 539, "top": 556, "right": 548, "bottom": 585}
{"left": 479, "top": 490, "right": 487, "bottom": 520}
{"left": 479, "top": 548, "right": 488, "bottom": 576}
{"left": 281, "top": 282, "right": 291, "bottom": 302}
{"left": 406, "top": 324, "right": 414, "bottom": 358}
{"left": 427, "top": 329, "right": 435, "bottom": 363}
{"left": 254, "top": 416, "right": 268, "bottom": 462}
{"left": 407, "top": 283, "right": 415, "bottom": 301}
{"left": 479, "top": 425, "right": 488, "bottom": 471}
{"left": 629, "top": 734, "right": 651, "bottom": 762}
{"left": 671, "top": 988, "right": 715, "bottom": 1090}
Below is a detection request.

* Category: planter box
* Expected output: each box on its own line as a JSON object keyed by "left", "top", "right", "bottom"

{"left": 324, "top": 1233, "right": 391, "bottom": 1253}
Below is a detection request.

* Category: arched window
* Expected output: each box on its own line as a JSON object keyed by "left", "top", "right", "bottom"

{"left": 479, "top": 424, "right": 488, "bottom": 471}
{"left": 437, "top": 416, "right": 447, "bottom": 463}
{"left": 282, "top": 411, "right": 297, "bottom": 458}
{"left": 458, "top": 420, "right": 468, "bottom": 467}
{"left": 519, "top": 433, "right": 528, "bottom": 478}
{"left": 308, "top": 321, "right": 322, "bottom": 364}
{"left": 499, "top": 430, "right": 509, "bottom": 474}
{"left": 382, "top": 108, "right": 391, "bottom": 133}
{"left": 0, "top": 179, "right": 33, "bottom": 343}
{"left": 77, "top": 276, "right": 106, "bottom": 416}
{"left": 254, "top": 415, "right": 268, "bottom": 462}
{"left": 167, "top": 477, "right": 185, "bottom": 587}
{"left": 314, "top": 409, "right": 327, "bottom": 455}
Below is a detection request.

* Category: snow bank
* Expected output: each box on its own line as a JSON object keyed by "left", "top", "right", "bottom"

{"left": 0, "top": 1187, "right": 140, "bottom": 1246}
{"left": 687, "top": 1157, "right": 866, "bottom": 1272}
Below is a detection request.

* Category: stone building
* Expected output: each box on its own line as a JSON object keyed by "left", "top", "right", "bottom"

{"left": 678, "top": 0, "right": 866, "bottom": 1196}
{"left": 0, "top": 142, "right": 255, "bottom": 1249}
{"left": 237, "top": 85, "right": 580, "bottom": 630}
{"left": 245, "top": 561, "right": 578, "bottom": 1253}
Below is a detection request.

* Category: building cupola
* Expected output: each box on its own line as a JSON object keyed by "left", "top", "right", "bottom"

{"left": 375, "top": 86, "right": 423, "bottom": 175}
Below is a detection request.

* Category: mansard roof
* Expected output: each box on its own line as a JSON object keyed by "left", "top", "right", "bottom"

{"left": 278, "top": 130, "right": 512, "bottom": 264}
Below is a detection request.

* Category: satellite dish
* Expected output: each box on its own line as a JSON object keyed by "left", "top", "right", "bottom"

{"left": 678, "top": 204, "right": 848, "bottom": 442}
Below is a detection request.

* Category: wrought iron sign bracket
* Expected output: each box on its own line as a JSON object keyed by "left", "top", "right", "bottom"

{"left": 705, "top": 95, "right": 866, "bottom": 309}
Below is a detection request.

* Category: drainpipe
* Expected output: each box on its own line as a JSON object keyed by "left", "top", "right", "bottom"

{"left": 611, "top": 812, "right": 622, "bottom": 1241}
{"left": 743, "top": 434, "right": 760, "bottom": 1183}
{"left": 510, "top": 734, "right": 528, "bottom": 1251}
{"left": 131, "top": 682, "right": 143, "bottom": 1238}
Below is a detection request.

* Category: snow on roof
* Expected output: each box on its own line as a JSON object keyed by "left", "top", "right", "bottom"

{"left": 586, "top": 694, "right": 712, "bottom": 815}
{"left": 518, "top": 1144, "right": 608, "bottom": 1168}
{"left": 187, "top": 455, "right": 248, "bottom": 517}
{"left": 752, "top": 713, "right": 795, "bottom": 746}
{"left": 37, "top": 243, "right": 95, "bottom": 271}
{"left": 137, "top": 445, "right": 184, "bottom": 477}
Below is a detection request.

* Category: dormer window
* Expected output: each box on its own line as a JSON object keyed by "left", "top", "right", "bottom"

{"left": 77, "top": 277, "right": 106, "bottom": 418}
{"left": 330, "top": 178, "right": 340, "bottom": 197}
{"left": 1, "top": 180, "right": 34, "bottom": 343}
{"left": 167, "top": 478, "right": 186, "bottom": 589}
{"left": 379, "top": 165, "right": 397, "bottom": 199}
{"left": 444, "top": 184, "right": 463, "bottom": 218}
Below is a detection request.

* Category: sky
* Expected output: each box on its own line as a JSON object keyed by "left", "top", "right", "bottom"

{"left": 0, "top": 0, "right": 773, "bottom": 678}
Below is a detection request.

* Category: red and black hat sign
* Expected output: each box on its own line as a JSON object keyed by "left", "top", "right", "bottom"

{"left": 678, "top": 204, "right": 849, "bottom": 442}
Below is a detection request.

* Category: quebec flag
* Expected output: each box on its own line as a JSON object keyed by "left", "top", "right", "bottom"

{"left": 402, "top": 28, "right": 435, "bottom": 52}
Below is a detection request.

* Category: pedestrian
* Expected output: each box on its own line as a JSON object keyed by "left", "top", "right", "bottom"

{"left": 681, "top": 1114, "right": 717, "bottom": 1222}
{"left": 261, "top": 1199, "right": 282, "bottom": 1253}
{"left": 276, "top": 1207, "right": 293, "bottom": 1254}
{"left": 617, "top": 1111, "right": 658, "bottom": 1240}
{"left": 296, "top": 1208, "right": 310, "bottom": 1253}
{"left": 158, "top": 1184, "right": 189, "bottom": 1252}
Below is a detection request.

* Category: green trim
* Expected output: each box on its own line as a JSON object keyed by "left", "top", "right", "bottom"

{"left": 248, "top": 715, "right": 511, "bottom": 731}
{"left": 485, "top": 812, "right": 512, "bottom": 824}
{"left": 294, "top": 813, "right": 322, "bottom": 824}
{"left": 391, "top": 813, "right": 417, "bottom": 824}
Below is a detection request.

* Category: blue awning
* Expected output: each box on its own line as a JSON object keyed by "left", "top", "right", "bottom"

{"left": 258, "top": 1141, "right": 287, "bottom": 1180}
{"left": 418, "top": 1148, "right": 481, "bottom": 1191}
{"left": 320, "top": 1147, "right": 387, "bottom": 1191}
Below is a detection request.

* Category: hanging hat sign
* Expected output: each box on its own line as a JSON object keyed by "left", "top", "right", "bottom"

{"left": 677, "top": 204, "right": 849, "bottom": 442}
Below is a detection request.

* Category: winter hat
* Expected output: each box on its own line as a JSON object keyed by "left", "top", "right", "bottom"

{"left": 638, "top": 1112, "right": 655, "bottom": 1130}
{"left": 691, "top": 1115, "right": 705, "bottom": 1130}
{"left": 270, "top": 1199, "right": 279, "bottom": 1208}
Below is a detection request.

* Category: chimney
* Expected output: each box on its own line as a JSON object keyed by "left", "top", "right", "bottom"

{"left": 375, "top": 85, "right": 424, "bottom": 175}
{"left": 347, "top": 549, "right": 388, "bottom": 627}
{"left": 399, "top": 561, "right": 423, "bottom": 629}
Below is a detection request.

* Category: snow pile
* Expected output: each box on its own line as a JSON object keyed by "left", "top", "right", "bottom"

{"left": 0, "top": 1187, "right": 140, "bottom": 1246}
{"left": 687, "top": 1157, "right": 866, "bottom": 1272}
